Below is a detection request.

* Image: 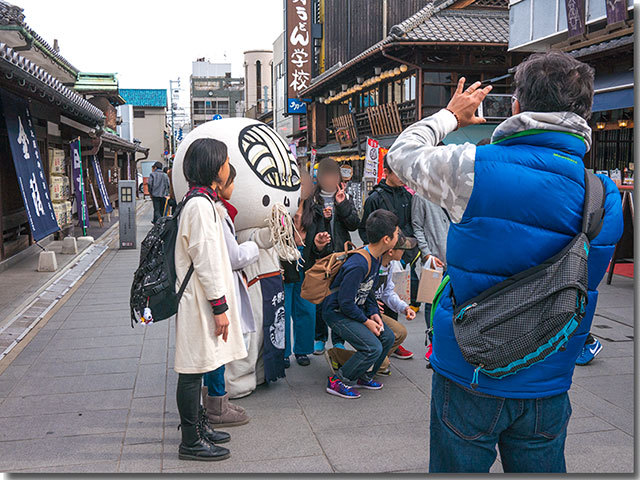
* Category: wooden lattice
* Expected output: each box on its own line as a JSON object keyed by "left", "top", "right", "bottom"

{"left": 367, "top": 102, "right": 403, "bottom": 136}
{"left": 473, "top": 0, "right": 508, "bottom": 8}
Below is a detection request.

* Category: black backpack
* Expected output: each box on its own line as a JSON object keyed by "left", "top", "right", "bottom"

{"left": 129, "top": 193, "right": 210, "bottom": 326}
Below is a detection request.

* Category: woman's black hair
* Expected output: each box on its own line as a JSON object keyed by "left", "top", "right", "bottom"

{"left": 225, "top": 164, "right": 237, "bottom": 187}
{"left": 183, "top": 138, "right": 228, "bottom": 187}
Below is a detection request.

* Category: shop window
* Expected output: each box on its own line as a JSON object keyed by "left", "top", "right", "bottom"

{"left": 423, "top": 84, "right": 451, "bottom": 109}
{"left": 424, "top": 72, "right": 452, "bottom": 84}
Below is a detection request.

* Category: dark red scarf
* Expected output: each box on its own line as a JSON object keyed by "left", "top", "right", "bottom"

{"left": 220, "top": 198, "right": 238, "bottom": 223}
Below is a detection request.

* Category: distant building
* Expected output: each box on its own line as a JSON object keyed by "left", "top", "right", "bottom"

{"left": 190, "top": 59, "right": 244, "bottom": 128}
{"left": 119, "top": 89, "right": 170, "bottom": 163}
{"left": 243, "top": 50, "right": 273, "bottom": 118}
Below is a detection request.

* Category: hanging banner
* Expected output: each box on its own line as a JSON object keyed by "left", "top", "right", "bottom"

{"left": 565, "top": 0, "right": 586, "bottom": 38}
{"left": 0, "top": 89, "right": 59, "bottom": 241}
{"left": 286, "top": 0, "right": 312, "bottom": 114}
{"left": 91, "top": 155, "right": 113, "bottom": 213}
{"left": 606, "top": 0, "right": 628, "bottom": 24}
{"left": 379, "top": 147, "right": 389, "bottom": 182}
{"left": 364, "top": 137, "right": 379, "bottom": 178}
{"left": 70, "top": 139, "right": 89, "bottom": 230}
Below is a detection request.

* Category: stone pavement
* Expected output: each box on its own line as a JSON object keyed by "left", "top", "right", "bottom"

{"left": 0, "top": 203, "right": 633, "bottom": 473}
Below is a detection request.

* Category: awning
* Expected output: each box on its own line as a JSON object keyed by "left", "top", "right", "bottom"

{"left": 443, "top": 124, "right": 497, "bottom": 145}
{"left": 592, "top": 71, "right": 634, "bottom": 113}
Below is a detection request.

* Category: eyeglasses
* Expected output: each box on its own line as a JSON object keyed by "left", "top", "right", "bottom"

{"left": 511, "top": 95, "right": 518, "bottom": 104}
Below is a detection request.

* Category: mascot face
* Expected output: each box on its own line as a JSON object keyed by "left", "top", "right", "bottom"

{"left": 172, "top": 118, "right": 301, "bottom": 231}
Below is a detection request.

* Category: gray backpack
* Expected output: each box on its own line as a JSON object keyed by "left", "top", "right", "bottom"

{"left": 452, "top": 170, "right": 606, "bottom": 388}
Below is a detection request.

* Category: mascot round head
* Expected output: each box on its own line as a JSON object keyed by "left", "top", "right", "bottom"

{"left": 172, "top": 118, "right": 301, "bottom": 232}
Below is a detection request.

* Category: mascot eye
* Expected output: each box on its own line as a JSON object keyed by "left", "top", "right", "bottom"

{"left": 262, "top": 195, "right": 270, "bottom": 207}
{"left": 239, "top": 124, "right": 301, "bottom": 192}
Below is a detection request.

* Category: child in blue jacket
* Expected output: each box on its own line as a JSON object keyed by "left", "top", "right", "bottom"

{"left": 322, "top": 209, "right": 399, "bottom": 399}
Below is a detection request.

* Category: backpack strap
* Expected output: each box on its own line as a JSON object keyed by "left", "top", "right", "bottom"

{"left": 353, "top": 249, "right": 373, "bottom": 277}
{"left": 582, "top": 170, "right": 606, "bottom": 241}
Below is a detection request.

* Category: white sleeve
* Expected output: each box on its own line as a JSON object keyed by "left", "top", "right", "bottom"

{"left": 380, "top": 274, "right": 409, "bottom": 315}
{"left": 386, "top": 109, "right": 477, "bottom": 223}
{"left": 222, "top": 219, "right": 259, "bottom": 271}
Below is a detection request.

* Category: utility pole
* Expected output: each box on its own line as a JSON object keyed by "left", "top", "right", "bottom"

{"left": 169, "top": 78, "right": 180, "bottom": 161}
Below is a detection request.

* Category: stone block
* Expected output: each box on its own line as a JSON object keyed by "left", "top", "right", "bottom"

{"left": 37, "top": 251, "right": 57, "bottom": 272}
{"left": 77, "top": 236, "right": 95, "bottom": 243}
{"left": 61, "top": 237, "right": 78, "bottom": 255}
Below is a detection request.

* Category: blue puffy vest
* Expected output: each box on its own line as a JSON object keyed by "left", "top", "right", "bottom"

{"left": 431, "top": 130, "right": 623, "bottom": 398}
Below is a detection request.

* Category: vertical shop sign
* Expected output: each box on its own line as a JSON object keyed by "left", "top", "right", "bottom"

{"left": 565, "top": 0, "right": 586, "bottom": 38}
{"left": 91, "top": 155, "right": 113, "bottom": 213}
{"left": 606, "top": 0, "right": 628, "bottom": 25}
{"left": 364, "top": 137, "right": 379, "bottom": 178}
{"left": 70, "top": 139, "right": 89, "bottom": 232}
{"left": 286, "top": 0, "right": 312, "bottom": 114}
{"left": 0, "top": 89, "right": 59, "bottom": 241}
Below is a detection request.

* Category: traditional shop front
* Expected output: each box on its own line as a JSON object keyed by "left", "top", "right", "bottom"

{"left": 300, "top": 0, "right": 523, "bottom": 197}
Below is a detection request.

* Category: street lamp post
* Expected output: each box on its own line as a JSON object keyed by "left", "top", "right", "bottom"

{"left": 169, "top": 78, "right": 180, "bottom": 161}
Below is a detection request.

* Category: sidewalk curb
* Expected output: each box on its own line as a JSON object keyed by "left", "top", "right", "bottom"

{"left": 0, "top": 201, "right": 151, "bottom": 369}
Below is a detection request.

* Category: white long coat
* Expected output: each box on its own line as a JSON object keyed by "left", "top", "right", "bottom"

{"left": 174, "top": 196, "right": 247, "bottom": 374}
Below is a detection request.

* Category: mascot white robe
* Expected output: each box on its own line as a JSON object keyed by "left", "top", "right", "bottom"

{"left": 172, "top": 118, "right": 301, "bottom": 399}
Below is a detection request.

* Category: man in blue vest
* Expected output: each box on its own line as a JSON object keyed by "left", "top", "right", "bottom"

{"left": 387, "top": 52, "right": 623, "bottom": 473}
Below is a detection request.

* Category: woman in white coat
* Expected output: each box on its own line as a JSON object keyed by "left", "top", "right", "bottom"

{"left": 202, "top": 164, "right": 258, "bottom": 428}
{"left": 174, "top": 138, "right": 248, "bottom": 462}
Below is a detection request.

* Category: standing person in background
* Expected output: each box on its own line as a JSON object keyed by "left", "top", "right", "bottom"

{"left": 302, "top": 158, "right": 360, "bottom": 355}
{"left": 174, "top": 138, "right": 248, "bottom": 461}
{"left": 164, "top": 166, "right": 178, "bottom": 216}
{"left": 411, "top": 192, "right": 450, "bottom": 364}
{"left": 148, "top": 161, "right": 170, "bottom": 223}
{"left": 282, "top": 170, "right": 316, "bottom": 368}
{"left": 359, "top": 157, "right": 420, "bottom": 312}
{"left": 201, "top": 164, "right": 254, "bottom": 429}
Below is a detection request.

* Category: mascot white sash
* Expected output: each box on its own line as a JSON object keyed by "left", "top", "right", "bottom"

{"left": 172, "top": 118, "right": 301, "bottom": 398}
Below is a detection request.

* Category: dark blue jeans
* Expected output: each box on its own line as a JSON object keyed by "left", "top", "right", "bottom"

{"left": 324, "top": 311, "right": 395, "bottom": 385}
{"left": 202, "top": 365, "right": 225, "bottom": 397}
{"left": 429, "top": 372, "right": 571, "bottom": 473}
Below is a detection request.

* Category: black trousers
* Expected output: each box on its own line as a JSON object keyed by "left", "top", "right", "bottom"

{"left": 151, "top": 196, "right": 166, "bottom": 223}
{"left": 177, "top": 373, "right": 202, "bottom": 427}
{"left": 314, "top": 304, "right": 344, "bottom": 345}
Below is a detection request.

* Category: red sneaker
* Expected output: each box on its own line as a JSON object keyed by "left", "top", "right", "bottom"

{"left": 391, "top": 345, "right": 414, "bottom": 359}
{"left": 425, "top": 344, "right": 433, "bottom": 367}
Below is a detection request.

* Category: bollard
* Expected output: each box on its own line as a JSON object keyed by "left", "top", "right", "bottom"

{"left": 78, "top": 236, "right": 95, "bottom": 244}
{"left": 61, "top": 237, "right": 78, "bottom": 254}
{"left": 37, "top": 251, "right": 58, "bottom": 272}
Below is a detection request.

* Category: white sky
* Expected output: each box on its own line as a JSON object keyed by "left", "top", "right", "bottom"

{"left": 20, "top": 0, "right": 284, "bottom": 110}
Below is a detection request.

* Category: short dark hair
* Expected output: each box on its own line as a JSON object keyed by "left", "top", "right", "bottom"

{"left": 383, "top": 155, "right": 392, "bottom": 174}
{"left": 318, "top": 157, "right": 340, "bottom": 177}
{"left": 224, "top": 164, "right": 236, "bottom": 187}
{"left": 183, "top": 138, "right": 228, "bottom": 187}
{"left": 366, "top": 209, "right": 398, "bottom": 244}
{"left": 514, "top": 51, "right": 595, "bottom": 120}
{"left": 153, "top": 161, "right": 163, "bottom": 170}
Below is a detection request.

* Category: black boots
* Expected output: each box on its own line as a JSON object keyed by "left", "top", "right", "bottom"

{"left": 199, "top": 407, "right": 231, "bottom": 444}
{"left": 178, "top": 420, "right": 230, "bottom": 462}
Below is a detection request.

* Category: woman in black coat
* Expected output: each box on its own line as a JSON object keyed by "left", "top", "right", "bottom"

{"left": 300, "top": 158, "right": 360, "bottom": 354}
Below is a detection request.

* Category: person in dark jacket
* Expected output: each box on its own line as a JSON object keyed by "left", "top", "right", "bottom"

{"left": 148, "top": 161, "right": 170, "bottom": 223}
{"left": 301, "top": 158, "right": 360, "bottom": 355}
{"left": 359, "top": 157, "right": 421, "bottom": 311}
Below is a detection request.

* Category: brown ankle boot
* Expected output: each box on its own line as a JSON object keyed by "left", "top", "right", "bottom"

{"left": 202, "top": 390, "right": 250, "bottom": 428}
{"left": 201, "top": 386, "right": 246, "bottom": 414}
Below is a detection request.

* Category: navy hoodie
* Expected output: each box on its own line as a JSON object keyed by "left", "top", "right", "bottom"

{"left": 322, "top": 250, "right": 381, "bottom": 323}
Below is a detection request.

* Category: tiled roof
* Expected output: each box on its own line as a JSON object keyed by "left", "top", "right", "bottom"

{"left": 120, "top": 89, "right": 167, "bottom": 108}
{"left": 568, "top": 34, "right": 633, "bottom": 58}
{"left": 101, "top": 131, "right": 148, "bottom": 153}
{"left": 0, "top": 0, "right": 79, "bottom": 76}
{"left": 392, "top": 8, "right": 509, "bottom": 43}
{"left": 303, "top": 0, "right": 507, "bottom": 94}
{"left": 0, "top": 42, "right": 103, "bottom": 125}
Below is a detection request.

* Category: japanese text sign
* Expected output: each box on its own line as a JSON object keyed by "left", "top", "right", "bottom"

{"left": 0, "top": 89, "right": 59, "bottom": 241}
{"left": 286, "top": 0, "right": 312, "bottom": 114}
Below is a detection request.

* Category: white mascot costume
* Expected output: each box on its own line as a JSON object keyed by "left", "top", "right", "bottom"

{"left": 173, "top": 118, "right": 301, "bottom": 399}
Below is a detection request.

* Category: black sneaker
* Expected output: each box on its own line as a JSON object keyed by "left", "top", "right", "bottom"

{"left": 284, "top": 356, "right": 291, "bottom": 369}
{"left": 295, "top": 354, "right": 311, "bottom": 366}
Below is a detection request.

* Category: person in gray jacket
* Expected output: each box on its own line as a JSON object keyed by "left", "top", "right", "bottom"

{"left": 148, "top": 161, "right": 170, "bottom": 223}
{"left": 412, "top": 193, "right": 450, "bottom": 363}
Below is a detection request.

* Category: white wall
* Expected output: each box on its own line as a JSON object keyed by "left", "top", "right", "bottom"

{"left": 132, "top": 107, "right": 167, "bottom": 162}
{"left": 244, "top": 50, "right": 273, "bottom": 114}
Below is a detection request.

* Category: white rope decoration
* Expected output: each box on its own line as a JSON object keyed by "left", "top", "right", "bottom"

{"left": 267, "top": 202, "right": 302, "bottom": 264}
